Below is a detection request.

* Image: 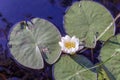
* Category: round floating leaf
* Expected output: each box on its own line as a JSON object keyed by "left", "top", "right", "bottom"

{"left": 53, "top": 54, "right": 97, "bottom": 80}
{"left": 64, "top": 1, "right": 114, "bottom": 48}
{"left": 100, "top": 34, "right": 120, "bottom": 79}
{"left": 9, "top": 18, "right": 61, "bottom": 69}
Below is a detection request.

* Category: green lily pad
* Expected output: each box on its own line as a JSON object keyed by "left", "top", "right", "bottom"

{"left": 53, "top": 54, "right": 97, "bottom": 80}
{"left": 64, "top": 1, "right": 114, "bottom": 48}
{"left": 9, "top": 18, "right": 61, "bottom": 69}
{"left": 100, "top": 34, "right": 120, "bottom": 79}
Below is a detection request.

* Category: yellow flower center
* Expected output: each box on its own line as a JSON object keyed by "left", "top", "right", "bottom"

{"left": 64, "top": 41, "right": 75, "bottom": 49}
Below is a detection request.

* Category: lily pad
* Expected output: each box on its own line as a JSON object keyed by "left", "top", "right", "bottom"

{"left": 64, "top": 1, "right": 114, "bottom": 48}
{"left": 100, "top": 34, "right": 120, "bottom": 79}
{"left": 8, "top": 18, "right": 61, "bottom": 69}
{"left": 53, "top": 54, "right": 97, "bottom": 80}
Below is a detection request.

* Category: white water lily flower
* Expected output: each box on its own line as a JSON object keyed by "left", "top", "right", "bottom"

{"left": 59, "top": 35, "right": 84, "bottom": 54}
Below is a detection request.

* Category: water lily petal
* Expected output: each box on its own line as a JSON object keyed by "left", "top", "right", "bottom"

{"left": 59, "top": 35, "right": 84, "bottom": 54}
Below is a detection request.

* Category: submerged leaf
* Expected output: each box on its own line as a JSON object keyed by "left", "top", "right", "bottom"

{"left": 97, "top": 65, "right": 115, "bottom": 80}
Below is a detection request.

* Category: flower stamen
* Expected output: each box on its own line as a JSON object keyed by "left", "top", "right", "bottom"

{"left": 65, "top": 42, "right": 75, "bottom": 49}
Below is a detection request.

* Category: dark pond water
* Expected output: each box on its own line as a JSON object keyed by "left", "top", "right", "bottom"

{"left": 0, "top": 0, "right": 119, "bottom": 80}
